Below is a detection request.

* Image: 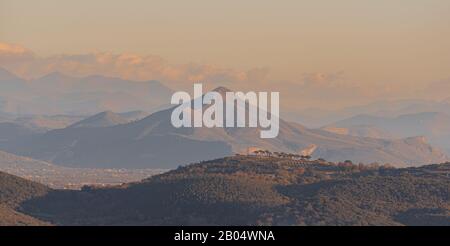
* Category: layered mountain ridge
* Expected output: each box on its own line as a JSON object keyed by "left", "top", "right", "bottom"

{"left": 2, "top": 87, "right": 447, "bottom": 168}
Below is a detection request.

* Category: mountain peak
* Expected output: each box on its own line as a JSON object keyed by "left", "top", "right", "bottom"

{"left": 68, "top": 111, "right": 128, "bottom": 128}
{"left": 212, "top": 86, "right": 231, "bottom": 94}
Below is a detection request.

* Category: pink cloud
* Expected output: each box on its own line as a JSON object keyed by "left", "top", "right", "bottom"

{"left": 0, "top": 42, "right": 269, "bottom": 91}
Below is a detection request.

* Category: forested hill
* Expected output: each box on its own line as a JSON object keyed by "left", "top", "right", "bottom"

{"left": 15, "top": 156, "right": 450, "bottom": 226}
{"left": 0, "top": 171, "right": 50, "bottom": 225}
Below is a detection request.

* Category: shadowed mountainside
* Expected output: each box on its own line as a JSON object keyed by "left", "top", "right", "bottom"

{"left": 0, "top": 171, "right": 50, "bottom": 225}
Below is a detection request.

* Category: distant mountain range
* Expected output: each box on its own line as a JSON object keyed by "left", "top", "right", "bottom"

{"left": 324, "top": 112, "right": 450, "bottom": 154}
{"left": 0, "top": 110, "right": 148, "bottom": 132}
{"left": 1, "top": 87, "right": 447, "bottom": 168}
{"left": 12, "top": 114, "right": 85, "bottom": 131}
{"left": 1, "top": 156, "right": 449, "bottom": 226}
{"left": 321, "top": 125, "right": 395, "bottom": 139}
{"left": 0, "top": 110, "right": 151, "bottom": 153}
{"left": 0, "top": 67, "right": 448, "bottom": 168}
{"left": 0, "top": 67, "right": 172, "bottom": 115}
{"left": 286, "top": 99, "right": 450, "bottom": 128}
{"left": 68, "top": 110, "right": 148, "bottom": 128}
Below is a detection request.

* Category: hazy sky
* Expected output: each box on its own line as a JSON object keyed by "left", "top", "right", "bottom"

{"left": 1, "top": 0, "right": 450, "bottom": 109}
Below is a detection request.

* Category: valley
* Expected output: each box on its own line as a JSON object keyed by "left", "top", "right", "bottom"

{"left": 0, "top": 150, "right": 165, "bottom": 189}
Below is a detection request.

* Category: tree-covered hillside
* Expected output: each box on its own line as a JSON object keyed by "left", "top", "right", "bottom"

{"left": 16, "top": 156, "right": 450, "bottom": 226}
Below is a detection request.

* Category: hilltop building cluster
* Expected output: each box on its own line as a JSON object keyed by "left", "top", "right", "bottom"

{"left": 249, "top": 149, "right": 312, "bottom": 161}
